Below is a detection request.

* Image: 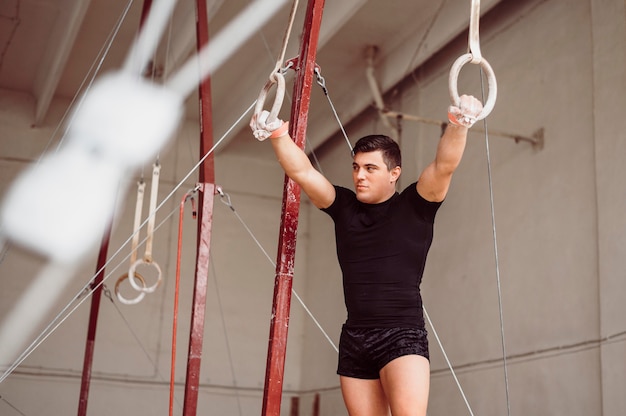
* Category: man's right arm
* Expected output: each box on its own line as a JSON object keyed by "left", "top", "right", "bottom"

{"left": 269, "top": 132, "right": 335, "bottom": 209}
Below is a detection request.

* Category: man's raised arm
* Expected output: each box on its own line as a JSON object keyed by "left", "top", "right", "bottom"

{"left": 417, "top": 94, "right": 483, "bottom": 202}
{"left": 251, "top": 111, "right": 335, "bottom": 209}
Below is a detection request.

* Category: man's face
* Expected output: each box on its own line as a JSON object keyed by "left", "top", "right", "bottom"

{"left": 352, "top": 150, "right": 400, "bottom": 204}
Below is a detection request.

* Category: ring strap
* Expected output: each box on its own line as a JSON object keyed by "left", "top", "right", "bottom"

{"left": 144, "top": 161, "right": 161, "bottom": 262}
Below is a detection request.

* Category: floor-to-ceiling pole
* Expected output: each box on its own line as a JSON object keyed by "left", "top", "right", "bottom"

{"left": 261, "top": 1, "right": 325, "bottom": 414}
{"left": 76, "top": 229, "right": 111, "bottom": 416}
{"left": 182, "top": 0, "right": 215, "bottom": 414}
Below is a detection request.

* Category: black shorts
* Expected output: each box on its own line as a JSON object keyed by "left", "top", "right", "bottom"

{"left": 337, "top": 326, "right": 429, "bottom": 380}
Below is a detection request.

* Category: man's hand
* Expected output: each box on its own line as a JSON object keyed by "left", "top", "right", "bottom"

{"left": 250, "top": 110, "right": 289, "bottom": 141}
{"left": 448, "top": 94, "right": 483, "bottom": 128}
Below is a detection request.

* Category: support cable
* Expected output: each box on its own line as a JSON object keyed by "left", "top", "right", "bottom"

{"left": 1, "top": 0, "right": 301, "bottom": 387}
{"left": 0, "top": 101, "right": 255, "bottom": 383}
{"left": 216, "top": 187, "right": 338, "bottom": 353}
{"left": 0, "top": 394, "right": 27, "bottom": 416}
{"left": 316, "top": 60, "right": 477, "bottom": 416}
{"left": 0, "top": 202, "right": 181, "bottom": 383}
{"left": 314, "top": 68, "right": 353, "bottom": 153}
{"left": 166, "top": 0, "right": 290, "bottom": 97}
{"left": 423, "top": 307, "right": 474, "bottom": 416}
{"left": 43, "top": 0, "right": 136, "bottom": 155}
{"left": 480, "top": 70, "right": 511, "bottom": 416}
{"left": 450, "top": 1, "right": 510, "bottom": 414}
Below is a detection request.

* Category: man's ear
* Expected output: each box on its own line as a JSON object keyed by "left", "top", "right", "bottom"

{"left": 391, "top": 166, "right": 401, "bottom": 182}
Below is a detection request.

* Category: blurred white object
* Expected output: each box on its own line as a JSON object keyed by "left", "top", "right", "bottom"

{"left": 1, "top": 146, "right": 124, "bottom": 263}
{"left": 68, "top": 72, "right": 184, "bottom": 168}
{"left": 0, "top": 71, "right": 183, "bottom": 263}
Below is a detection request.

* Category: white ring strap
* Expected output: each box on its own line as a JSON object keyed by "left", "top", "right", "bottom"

{"left": 128, "top": 162, "right": 163, "bottom": 293}
{"left": 468, "top": 0, "right": 482, "bottom": 64}
{"left": 130, "top": 179, "right": 145, "bottom": 264}
{"left": 252, "top": 0, "right": 299, "bottom": 125}
{"left": 144, "top": 161, "right": 160, "bottom": 262}
{"left": 448, "top": 0, "right": 497, "bottom": 120}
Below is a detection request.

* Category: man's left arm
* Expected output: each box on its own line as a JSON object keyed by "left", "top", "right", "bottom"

{"left": 416, "top": 94, "right": 482, "bottom": 202}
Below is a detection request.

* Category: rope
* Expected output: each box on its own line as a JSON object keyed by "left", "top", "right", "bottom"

{"left": 169, "top": 189, "right": 197, "bottom": 416}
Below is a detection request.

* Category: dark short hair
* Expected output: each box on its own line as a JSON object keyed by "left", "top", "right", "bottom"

{"left": 352, "top": 135, "right": 401, "bottom": 170}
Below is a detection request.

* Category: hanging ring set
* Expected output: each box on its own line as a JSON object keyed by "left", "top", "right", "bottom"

{"left": 448, "top": 0, "right": 497, "bottom": 121}
{"left": 115, "top": 162, "right": 163, "bottom": 305}
{"left": 251, "top": 0, "right": 300, "bottom": 140}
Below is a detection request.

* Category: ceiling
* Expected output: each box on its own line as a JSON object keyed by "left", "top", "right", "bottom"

{"left": 0, "top": 0, "right": 502, "bottom": 156}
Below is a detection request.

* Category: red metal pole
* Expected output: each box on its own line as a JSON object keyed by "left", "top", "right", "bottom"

{"left": 182, "top": 0, "right": 215, "bottom": 415}
{"left": 77, "top": 229, "right": 111, "bottom": 416}
{"left": 261, "top": 1, "right": 325, "bottom": 415}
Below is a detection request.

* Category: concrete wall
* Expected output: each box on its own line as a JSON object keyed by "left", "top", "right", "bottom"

{"left": 0, "top": 0, "right": 625, "bottom": 415}
{"left": 300, "top": 0, "right": 626, "bottom": 414}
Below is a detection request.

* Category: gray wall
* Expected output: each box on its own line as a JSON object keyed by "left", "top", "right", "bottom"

{"left": 1, "top": 0, "right": 625, "bottom": 415}
{"left": 300, "top": 0, "right": 626, "bottom": 414}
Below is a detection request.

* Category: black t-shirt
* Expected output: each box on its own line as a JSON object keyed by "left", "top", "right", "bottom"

{"left": 321, "top": 182, "right": 441, "bottom": 329}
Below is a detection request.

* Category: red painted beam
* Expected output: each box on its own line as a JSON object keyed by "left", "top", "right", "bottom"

{"left": 77, "top": 229, "right": 111, "bottom": 416}
{"left": 261, "top": 1, "right": 326, "bottom": 415}
{"left": 182, "top": 0, "right": 215, "bottom": 415}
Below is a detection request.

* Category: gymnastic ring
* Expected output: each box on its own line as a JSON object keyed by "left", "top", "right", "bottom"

{"left": 253, "top": 71, "right": 286, "bottom": 125}
{"left": 128, "top": 258, "right": 162, "bottom": 293}
{"left": 115, "top": 272, "right": 147, "bottom": 305}
{"left": 448, "top": 53, "right": 497, "bottom": 121}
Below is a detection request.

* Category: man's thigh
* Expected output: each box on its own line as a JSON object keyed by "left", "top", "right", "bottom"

{"left": 379, "top": 355, "right": 430, "bottom": 416}
{"left": 340, "top": 376, "right": 390, "bottom": 416}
